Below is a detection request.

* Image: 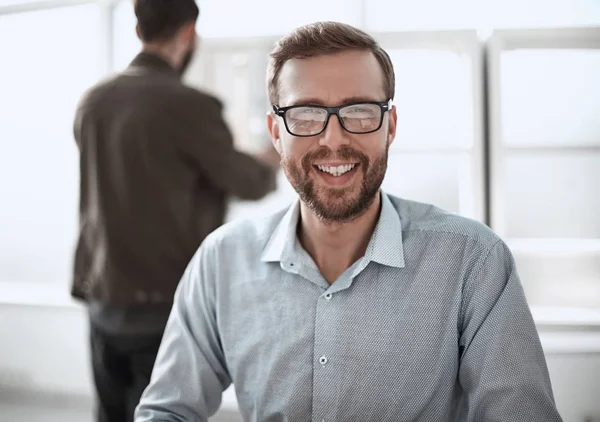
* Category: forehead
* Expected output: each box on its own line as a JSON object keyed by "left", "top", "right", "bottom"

{"left": 277, "top": 50, "right": 386, "bottom": 107}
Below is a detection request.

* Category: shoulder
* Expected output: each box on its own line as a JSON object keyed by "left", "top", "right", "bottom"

{"left": 75, "top": 73, "right": 119, "bottom": 113}
{"left": 174, "top": 85, "right": 224, "bottom": 113}
{"left": 199, "top": 206, "right": 289, "bottom": 259}
{"left": 386, "top": 193, "right": 501, "bottom": 251}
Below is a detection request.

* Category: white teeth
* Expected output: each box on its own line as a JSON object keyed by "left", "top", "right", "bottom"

{"left": 317, "top": 164, "right": 356, "bottom": 177}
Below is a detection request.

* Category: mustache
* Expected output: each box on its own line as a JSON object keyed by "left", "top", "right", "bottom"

{"left": 301, "top": 146, "right": 369, "bottom": 175}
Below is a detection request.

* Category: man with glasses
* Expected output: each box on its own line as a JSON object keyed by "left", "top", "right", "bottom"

{"left": 135, "top": 21, "right": 562, "bottom": 422}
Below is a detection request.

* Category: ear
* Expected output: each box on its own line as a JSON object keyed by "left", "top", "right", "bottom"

{"left": 182, "top": 22, "right": 196, "bottom": 42}
{"left": 136, "top": 24, "right": 143, "bottom": 41}
{"left": 386, "top": 105, "right": 397, "bottom": 147}
{"left": 267, "top": 111, "right": 282, "bottom": 154}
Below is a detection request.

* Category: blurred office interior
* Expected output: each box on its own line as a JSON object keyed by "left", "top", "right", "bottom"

{"left": 0, "top": 0, "right": 599, "bottom": 421}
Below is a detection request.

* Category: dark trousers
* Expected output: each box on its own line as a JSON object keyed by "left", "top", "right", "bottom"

{"left": 90, "top": 324, "right": 163, "bottom": 422}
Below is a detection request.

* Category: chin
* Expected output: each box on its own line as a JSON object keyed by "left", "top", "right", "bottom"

{"left": 308, "top": 192, "right": 372, "bottom": 223}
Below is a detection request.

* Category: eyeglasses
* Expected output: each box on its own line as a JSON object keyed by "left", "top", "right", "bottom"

{"left": 272, "top": 100, "right": 391, "bottom": 137}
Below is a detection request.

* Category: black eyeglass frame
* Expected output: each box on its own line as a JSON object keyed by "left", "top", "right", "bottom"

{"left": 272, "top": 100, "right": 391, "bottom": 137}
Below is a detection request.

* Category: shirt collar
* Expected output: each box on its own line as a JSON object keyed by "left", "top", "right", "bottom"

{"left": 261, "top": 200, "right": 300, "bottom": 263}
{"left": 261, "top": 192, "right": 405, "bottom": 269}
{"left": 364, "top": 192, "right": 405, "bottom": 268}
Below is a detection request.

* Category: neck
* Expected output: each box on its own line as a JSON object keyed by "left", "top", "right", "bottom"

{"left": 298, "top": 192, "right": 382, "bottom": 284}
{"left": 142, "top": 44, "right": 178, "bottom": 70}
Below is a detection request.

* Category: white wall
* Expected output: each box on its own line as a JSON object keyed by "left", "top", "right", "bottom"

{"left": 0, "top": 299, "right": 240, "bottom": 409}
{"left": 0, "top": 303, "right": 90, "bottom": 396}
{"left": 547, "top": 352, "right": 600, "bottom": 422}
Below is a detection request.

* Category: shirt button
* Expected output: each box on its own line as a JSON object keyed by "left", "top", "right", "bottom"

{"left": 324, "top": 293, "right": 332, "bottom": 301}
{"left": 319, "top": 355, "right": 328, "bottom": 365}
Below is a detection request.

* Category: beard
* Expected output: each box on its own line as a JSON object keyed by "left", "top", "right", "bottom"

{"left": 282, "top": 144, "right": 388, "bottom": 223}
{"left": 178, "top": 43, "right": 195, "bottom": 76}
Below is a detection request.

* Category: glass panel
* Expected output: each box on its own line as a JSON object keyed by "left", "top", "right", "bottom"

{"left": 485, "top": 0, "right": 600, "bottom": 28}
{"left": 0, "top": 0, "right": 54, "bottom": 6}
{"left": 388, "top": 50, "right": 474, "bottom": 149}
{"left": 501, "top": 49, "right": 600, "bottom": 147}
{"left": 112, "top": 0, "right": 141, "bottom": 71}
{"left": 0, "top": 5, "right": 103, "bottom": 284}
{"left": 515, "top": 252, "right": 600, "bottom": 308}
{"left": 382, "top": 152, "right": 473, "bottom": 215}
{"left": 197, "top": 50, "right": 270, "bottom": 153}
{"left": 366, "top": 0, "right": 482, "bottom": 31}
{"left": 366, "top": 0, "right": 600, "bottom": 31}
{"left": 197, "top": 0, "right": 361, "bottom": 38}
{"left": 503, "top": 153, "right": 600, "bottom": 238}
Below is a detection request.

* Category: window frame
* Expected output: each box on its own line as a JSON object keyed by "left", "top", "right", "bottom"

{"left": 486, "top": 27, "right": 600, "bottom": 317}
{"left": 0, "top": 0, "right": 598, "bottom": 326}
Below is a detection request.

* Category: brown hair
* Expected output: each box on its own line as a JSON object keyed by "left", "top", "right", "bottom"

{"left": 267, "top": 21, "right": 395, "bottom": 105}
{"left": 134, "top": 0, "right": 199, "bottom": 43}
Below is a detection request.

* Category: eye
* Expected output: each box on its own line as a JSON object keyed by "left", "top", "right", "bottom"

{"left": 297, "top": 107, "right": 323, "bottom": 116}
{"left": 341, "top": 104, "right": 379, "bottom": 118}
{"left": 288, "top": 107, "right": 327, "bottom": 121}
{"left": 347, "top": 106, "right": 370, "bottom": 113}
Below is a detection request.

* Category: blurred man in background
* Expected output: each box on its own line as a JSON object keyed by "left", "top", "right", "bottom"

{"left": 71, "top": 0, "right": 279, "bottom": 421}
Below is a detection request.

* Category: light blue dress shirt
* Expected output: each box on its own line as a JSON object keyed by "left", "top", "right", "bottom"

{"left": 135, "top": 192, "right": 562, "bottom": 422}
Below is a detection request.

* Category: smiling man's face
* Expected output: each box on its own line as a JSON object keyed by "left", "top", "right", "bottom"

{"left": 268, "top": 49, "right": 397, "bottom": 223}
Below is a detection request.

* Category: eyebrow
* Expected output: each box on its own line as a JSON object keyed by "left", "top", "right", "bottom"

{"left": 285, "top": 96, "right": 386, "bottom": 107}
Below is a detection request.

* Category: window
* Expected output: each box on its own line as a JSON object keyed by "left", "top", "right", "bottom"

{"left": 0, "top": 0, "right": 55, "bottom": 6}
{"left": 378, "top": 34, "right": 484, "bottom": 220}
{"left": 0, "top": 4, "right": 103, "bottom": 285}
{"left": 365, "top": 0, "right": 600, "bottom": 31}
{"left": 196, "top": 0, "right": 362, "bottom": 38}
{"left": 1, "top": 0, "right": 597, "bottom": 316}
{"left": 488, "top": 28, "right": 600, "bottom": 309}
{"left": 112, "top": 0, "right": 141, "bottom": 71}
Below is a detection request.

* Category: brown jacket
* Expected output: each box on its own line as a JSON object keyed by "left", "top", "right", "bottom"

{"left": 71, "top": 52, "right": 276, "bottom": 306}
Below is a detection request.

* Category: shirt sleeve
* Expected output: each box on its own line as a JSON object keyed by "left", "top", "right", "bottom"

{"left": 135, "top": 239, "right": 230, "bottom": 422}
{"left": 458, "top": 240, "right": 563, "bottom": 422}
{"left": 171, "top": 91, "right": 276, "bottom": 200}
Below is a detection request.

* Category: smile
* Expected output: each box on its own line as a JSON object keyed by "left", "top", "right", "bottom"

{"left": 316, "top": 163, "right": 357, "bottom": 177}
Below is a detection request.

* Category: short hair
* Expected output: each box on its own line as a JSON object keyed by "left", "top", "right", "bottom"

{"left": 134, "top": 0, "right": 199, "bottom": 43}
{"left": 267, "top": 21, "right": 395, "bottom": 105}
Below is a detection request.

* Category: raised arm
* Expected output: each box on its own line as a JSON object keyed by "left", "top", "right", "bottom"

{"left": 171, "top": 91, "right": 277, "bottom": 200}
{"left": 458, "top": 240, "right": 563, "bottom": 422}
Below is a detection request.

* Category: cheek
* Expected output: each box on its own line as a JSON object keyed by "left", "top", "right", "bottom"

{"left": 281, "top": 136, "right": 313, "bottom": 159}
{"left": 360, "top": 132, "right": 389, "bottom": 157}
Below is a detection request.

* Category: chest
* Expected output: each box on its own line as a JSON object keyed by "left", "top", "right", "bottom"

{"left": 216, "top": 265, "right": 463, "bottom": 418}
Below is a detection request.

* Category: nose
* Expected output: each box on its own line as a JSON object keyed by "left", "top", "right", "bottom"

{"left": 319, "top": 114, "right": 350, "bottom": 149}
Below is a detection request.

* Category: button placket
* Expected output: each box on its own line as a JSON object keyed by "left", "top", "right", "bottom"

{"left": 313, "top": 288, "right": 336, "bottom": 421}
